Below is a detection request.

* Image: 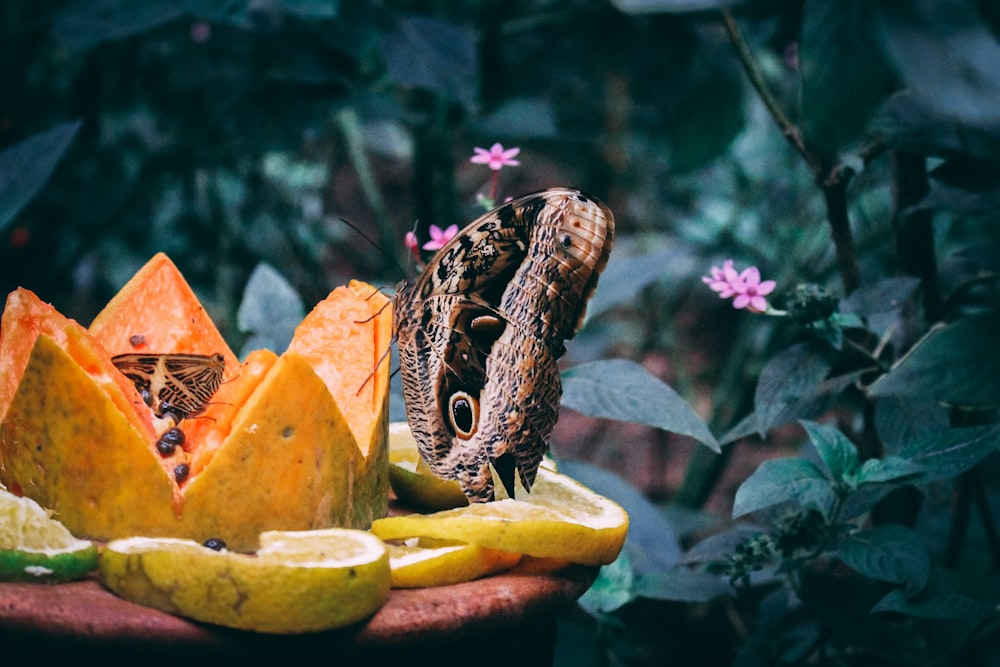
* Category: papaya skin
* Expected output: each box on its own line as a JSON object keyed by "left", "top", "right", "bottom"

{"left": 0, "top": 256, "right": 392, "bottom": 551}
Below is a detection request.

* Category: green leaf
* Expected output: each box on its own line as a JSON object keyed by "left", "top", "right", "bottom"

{"left": 801, "top": 420, "right": 859, "bottom": 482}
{"left": 874, "top": 396, "right": 950, "bottom": 455}
{"left": 873, "top": 588, "right": 998, "bottom": 621}
{"left": 799, "top": 0, "right": 892, "bottom": 155}
{"left": 898, "top": 423, "right": 1000, "bottom": 480}
{"left": 0, "top": 121, "right": 81, "bottom": 233}
{"left": 578, "top": 553, "right": 635, "bottom": 615}
{"left": 875, "top": 91, "right": 1000, "bottom": 167}
{"left": 633, "top": 569, "right": 734, "bottom": 603}
{"left": 837, "top": 525, "right": 929, "bottom": 595}
{"left": 732, "top": 458, "right": 837, "bottom": 519}
{"left": 868, "top": 311, "right": 1000, "bottom": 407}
{"left": 842, "top": 276, "right": 922, "bottom": 317}
{"left": 721, "top": 371, "right": 860, "bottom": 445}
{"left": 561, "top": 359, "right": 719, "bottom": 452}
{"left": 607, "top": 0, "right": 738, "bottom": 13}
{"left": 853, "top": 456, "right": 924, "bottom": 486}
{"left": 236, "top": 263, "right": 305, "bottom": 357}
{"left": 472, "top": 98, "right": 557, "bottom": 140}
{"left": 681, "top": 527, "right": 763, "bottom": 565}
{"left": 873, "top": 1, "right": 1000, "bottom": 127}
{"left": 584, "top": 248, "right": 686, "bottom": 322}
{"left": 51, "top": 0, "right": 187, "bottom": 53}
{"left": 381, "top": 15, "right": 478, "bottom": 111}
{"left": 754, "top": 342, "right": 833, "bottom": 438}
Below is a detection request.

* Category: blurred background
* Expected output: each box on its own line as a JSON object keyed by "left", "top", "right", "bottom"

{"left": 5, "top": 2, "right": 1000, "bottom": 664}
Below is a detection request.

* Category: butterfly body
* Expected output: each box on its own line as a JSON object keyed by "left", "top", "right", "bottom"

{"left": 395, "top": 188, "right": 614, "bottom": 502}
{"left": 111, "top": 353, "right": 226, "bottom": 423}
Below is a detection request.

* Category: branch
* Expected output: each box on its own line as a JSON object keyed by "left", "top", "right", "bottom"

{"left": 721, "top": 9, "right": 817, "bottom": 171}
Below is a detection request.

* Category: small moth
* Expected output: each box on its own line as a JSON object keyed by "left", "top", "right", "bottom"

{"left": 111, "top": 353, "right": 226, "bottom": 423}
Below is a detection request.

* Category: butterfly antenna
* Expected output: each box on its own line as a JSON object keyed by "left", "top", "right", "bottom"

{"left": 355, "top": 339, "right": 396, "bottom": 397}
{"left": 339, "top": 217, "right": 409, "bottom": 280}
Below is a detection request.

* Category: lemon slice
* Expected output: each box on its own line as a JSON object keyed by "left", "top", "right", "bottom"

{"left": 372, "top": 467, "right": 628, "bottom": 566}
{"left": 99, "top": 528, "right": 390, "bottom": 633}
{"left": 387, "top": 540, "right": 521, "bottom": 588}
{"left": 0, "top": 485, "right": 97, "bottom": 582}
{"left": 388, "top": 422, "right": 469, "bottom": 510}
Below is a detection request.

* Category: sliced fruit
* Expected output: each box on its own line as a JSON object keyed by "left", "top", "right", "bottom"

{"left": 386, "top": 539, "right": 521, "bottom": 588}
{"left": 388, "top": 421, "right": 468, "bottom": 510}
{"left": 99, "top": 528, "right": 390, "bottom": 634}
{"left": 0, "top": 254, "right": 392, "bottom": 551}
{"left": 0, "top": 484, "right": 97, "bottom": 583}
{"left": 371, "top": 467, "right": 629, "bottom": 566}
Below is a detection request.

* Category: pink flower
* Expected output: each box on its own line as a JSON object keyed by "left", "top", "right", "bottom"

{"left": 702, "top": 260, "right": 742, "bottom": 298}
{"left": 470, "top": 143, "right": 520, "bottom": 171}
{"left": 404, "top": 231, "right": 419, "bottom": 250}
{"left": 703, "top": 260, "right": 776, "bottom": 313}
{"left": 422, "top": 224, "right": 459, "bottom": 251}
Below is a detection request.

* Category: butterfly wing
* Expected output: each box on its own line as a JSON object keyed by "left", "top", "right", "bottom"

{"left": 395, "top": 188, "right": 614, "bottom": 501}
{"left": 112, "top": 353, "right": 225, "bottom": 420}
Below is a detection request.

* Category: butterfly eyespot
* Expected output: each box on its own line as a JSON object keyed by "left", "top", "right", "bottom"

{"left": 560, "top": 233, "right": 573, "bottom": 248}
{"left": 448, "top": 391, "right": 479, "bottom": 440}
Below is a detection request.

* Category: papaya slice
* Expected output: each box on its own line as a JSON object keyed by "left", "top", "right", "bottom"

{"left": 0, "top": 254, "right": 391, "bottom": 551}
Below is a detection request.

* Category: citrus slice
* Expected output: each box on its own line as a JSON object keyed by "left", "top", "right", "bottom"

{"left": 386, "top": 540, "right": 521, "bottom": 588}
{"left": 99, "top": 528, "right": 390, "bottom": 633}
{"left": 371, "top": 467, "right": 628, "bottom": 566}
{"left": 388, "top": 422, "right": 468, "bottom": 510}
{"left": 0, "top": 485, "right": 97, "bottom": 582}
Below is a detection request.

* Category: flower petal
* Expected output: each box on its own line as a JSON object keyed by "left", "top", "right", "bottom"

{"left": 740, "top": 266, "right": 761, "bottom": 286}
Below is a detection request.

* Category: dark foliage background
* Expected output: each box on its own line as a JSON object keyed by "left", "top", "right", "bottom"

{"left": 4, "top": 0, "right": 1000, "bottom": 665}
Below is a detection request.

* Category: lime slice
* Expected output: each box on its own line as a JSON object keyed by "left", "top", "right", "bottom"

{"left": 388, "top": 422, "right": 559, "bottom": 509}
{"left": 99, "top": 528, "right": 390, "bottom": 633}
{"left": 371, "top": 467, "right": 629, "bottom": 566}
{"left": 0, "top": 485, "right": 97, "bottom": 582}
{"left": 388, "top": 422, "right": 469, "bottom": 510}
{"left": 387, "top": 539, "right": 521, "bottom": 588}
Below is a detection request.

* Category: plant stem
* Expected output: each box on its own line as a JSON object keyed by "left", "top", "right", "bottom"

{"left": 891, "top": 151, "right": 942, "bottom": 324}
{"left": 334, "top": 107, "right": 394, "bottom": 249}
{"left": 821, "top": 174, "right": 862, "bottom": 294}
{"left": 720, "top": 10, "right": 817, "bottom": 172}
{"left": 721, "top": 9, "right": 864, "bottom": 296}
{"left": 674, "top": 316, "right": 757, "bottom": 508}
{"left": 971, "top": 467, "right": 1000, "bottom": 570}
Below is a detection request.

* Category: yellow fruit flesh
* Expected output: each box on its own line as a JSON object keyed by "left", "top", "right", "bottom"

{"left": 372, "top": 467, "right": 629, "bottom": 567}
{"left": 0, "top": 485, "right": 97, "bottom": 582}
{"left": 99, "top": 529, "right": 390, "bottom": 633}
{"left": 386, "top": 541, "right": 521, "bottom": 588}
{"left": 388, "top": 422, "right": 468, "bottom": 510}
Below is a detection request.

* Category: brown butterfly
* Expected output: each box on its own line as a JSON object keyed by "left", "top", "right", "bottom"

{"left": 111, "top": 353, "right": 226, "bottom": 423}
{"left": 394, "top": 188, "right": 615, "bottom": 502}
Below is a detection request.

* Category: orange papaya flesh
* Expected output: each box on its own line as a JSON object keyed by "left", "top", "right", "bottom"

{"left": 288, "top": 280, "right": 393, "bottom": 527}
{"left": 0, "top": 289, "right": 156, "bottom": 444}
{"left": 0, "top": 255, "right": 392, "bottom": 550}
{"left": 287, "top": 280, "right": 390, "bottom": 455}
